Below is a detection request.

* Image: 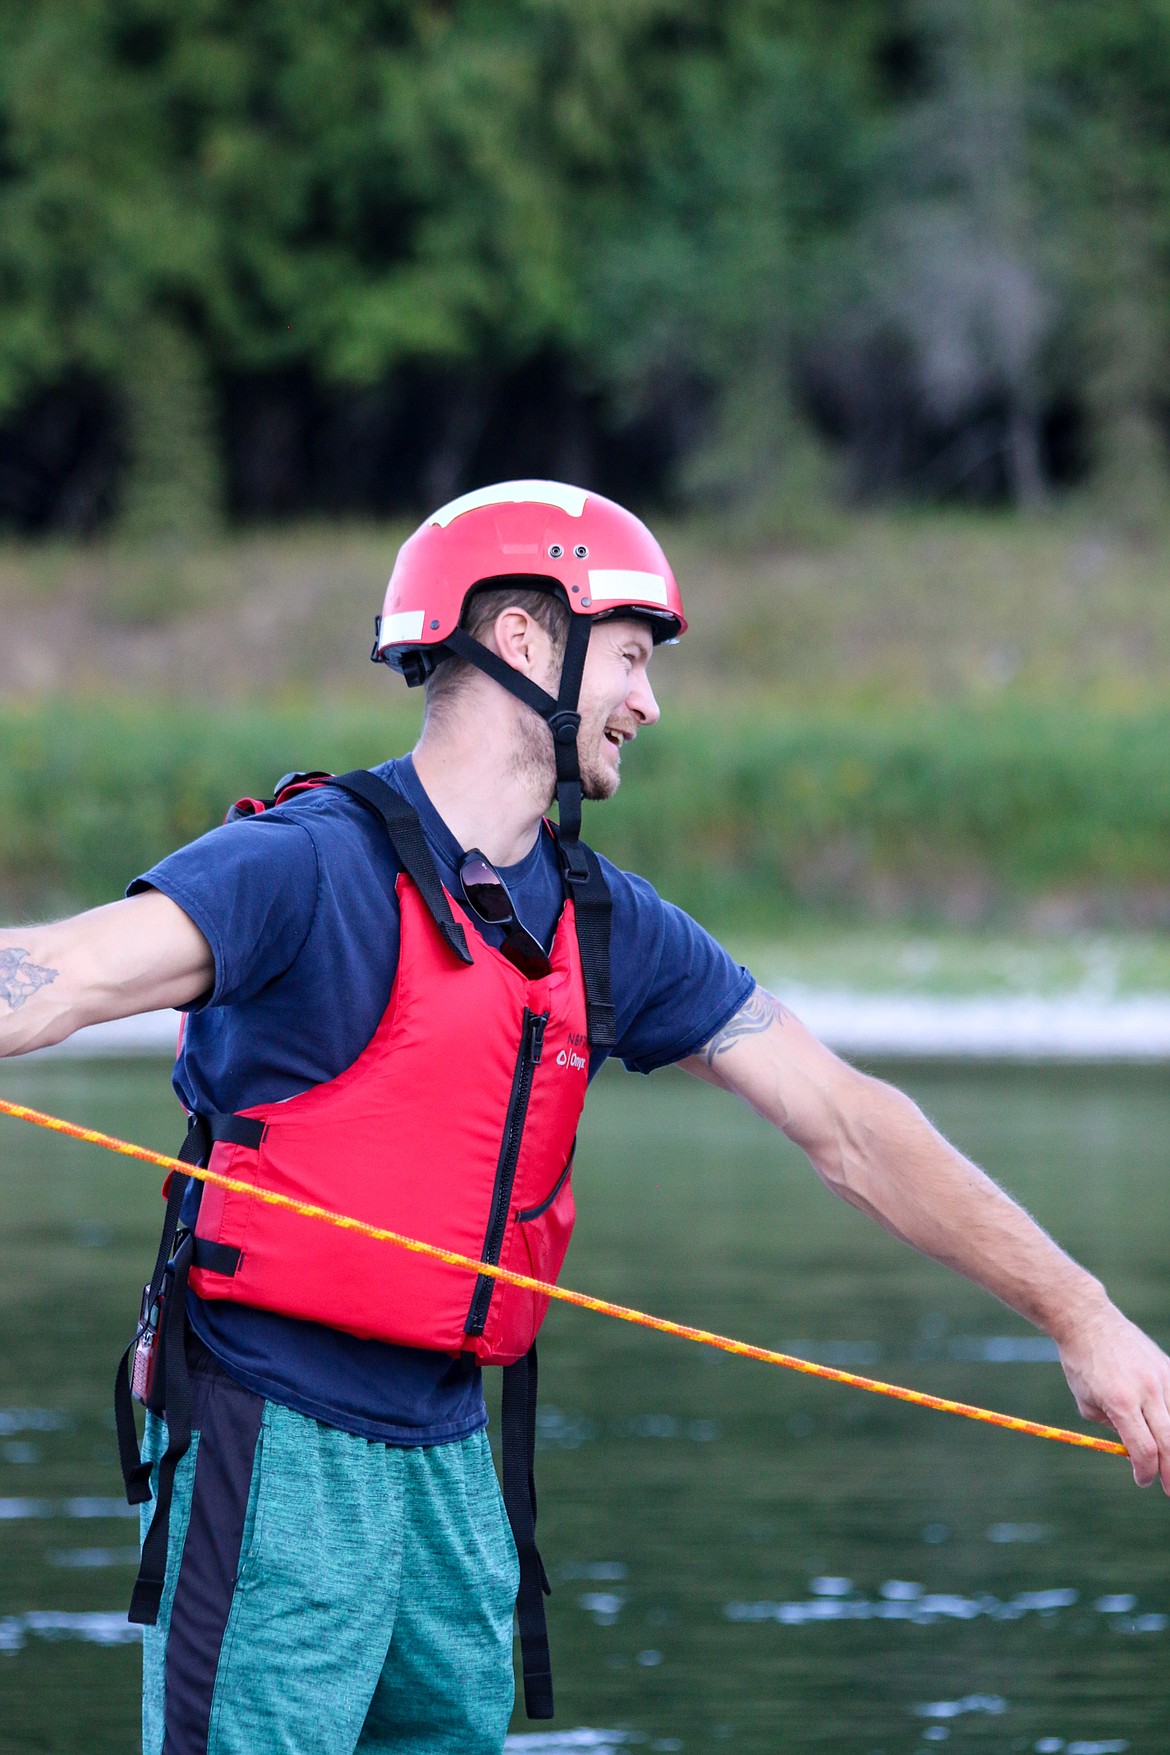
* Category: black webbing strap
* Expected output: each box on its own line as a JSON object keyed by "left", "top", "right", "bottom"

{"left": 553, "top": 833, "right": 616, "bottom": 1051}
{"left": 548, "top": 616, "right": 590, "bottom": 846}
{"left": 191, "top": 1238, "right": 242, "bottom": 1275}
{"left": 444, "top": 627, "right": 560, "bottom": 719}
{"left": 127, "top": 1230, "right": 194, "bottom": 1625}
{"left": 500, "top": 1345, "right": 553, "bottom": 1720}
{"left": 114, "top": 1163, "right": 189, "bottom": 1506}
{"left": 180, "top": 1110, "right": 266, "bottom": 1161}
{"left": 117, "top": 1109, "right": 261, "bottom": 1626}
{"left": 444, "top": 618, "right": 593, "bottom": 847}
{"left": 329, "top": 769, "right": 473, "bottom": 965}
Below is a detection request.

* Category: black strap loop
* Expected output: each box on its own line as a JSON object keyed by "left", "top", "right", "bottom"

{"left": 191, "top": 1238, "right": 242, "bottom": 1276}
{"left": 329, "top": 769, "right": 473, "bottom": 966}
{"left": 501, "top": 1345, "right": 553, "bottom": 1719}
{"left": 180, "top": 1112, "right": 264, "bottom": 1163}
{"left": 114, "top": 1164, "right": 191, "bottom": 1507}
{"left": 118, "top": 1107, "right": 249, "bottom": 1624}
{"left": 128, "top": 1233, "right": 194, "bottom": 1625}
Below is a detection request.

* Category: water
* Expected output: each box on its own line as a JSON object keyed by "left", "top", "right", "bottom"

{"left": 0, "top": 1057, "right": 1167, "bottom": 1754}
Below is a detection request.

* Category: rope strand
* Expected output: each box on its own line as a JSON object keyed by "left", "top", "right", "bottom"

{"left": 0, "top": 1094, "right": 1127, "bottom": 1459}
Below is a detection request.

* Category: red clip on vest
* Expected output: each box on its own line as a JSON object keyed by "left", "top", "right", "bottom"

{"left": 189, "top": 874, "right": 589, "bottom": 1365}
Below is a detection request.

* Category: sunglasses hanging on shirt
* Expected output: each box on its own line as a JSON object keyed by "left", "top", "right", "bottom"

{"left": 458, "top": 851, "right": 552, "bottom": 980}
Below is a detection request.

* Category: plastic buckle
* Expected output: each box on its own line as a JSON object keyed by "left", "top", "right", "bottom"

{"left": 559, "top": 840, "right": 590, "bottom": 884}
{"left": 547, "top": 710, "right": 581, "bottom": 746}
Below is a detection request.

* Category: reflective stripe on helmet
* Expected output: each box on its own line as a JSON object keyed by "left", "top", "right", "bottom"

{"left": 429, "top": 481, "right": 589, "bottom": 526}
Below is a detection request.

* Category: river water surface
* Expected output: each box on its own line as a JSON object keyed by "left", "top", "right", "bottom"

{"left": 0, "top": 1057, "right": 1166, "bottom": 1755}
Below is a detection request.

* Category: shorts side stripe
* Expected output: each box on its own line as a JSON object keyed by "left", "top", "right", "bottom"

{"left": 162, "top": 1363, "right": 264, "bottom": 1755}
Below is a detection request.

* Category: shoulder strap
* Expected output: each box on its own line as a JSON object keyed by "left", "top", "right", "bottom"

{"left": 553, "top": 831, "right": 615, "bottom": 1051}
{"left": 224, "top": 770, "right": 334, "bottom": 824}
{"left": 328, "top": 769, "right": 473, "bottom": 966}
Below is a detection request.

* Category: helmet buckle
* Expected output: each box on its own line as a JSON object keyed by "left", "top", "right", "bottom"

{"left": 547, "top": 711, "right": 581, "bottom": 746}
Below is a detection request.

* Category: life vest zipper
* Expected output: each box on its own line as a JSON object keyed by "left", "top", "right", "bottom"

{"left": 465, "top": 1007, "right": 548, "bottom": 1336}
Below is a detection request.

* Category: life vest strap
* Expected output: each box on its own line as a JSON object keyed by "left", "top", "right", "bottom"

{"left": 191, "top": 1237, "right": 242, "bottom": 1276}
{"left": 329, "top": 769, "right": 474, "bottom": 966}
{"left": 118, "top": 1115, "right": 250, "bottom": 1626}
{"left": 501, "top": 1344, "right": 554, "bottom": 1720}
{"left": 556, "top": 836, "right": 616, "bottom": 1051}
{"left": 180, "top": 1111, "right": 265, "bottom": 1165}
{"left": 127, "top": 1231, "right": 194, "bottom": 1625}
{"left": 114, "top": 1164, "right": 190, "bottom": 1508}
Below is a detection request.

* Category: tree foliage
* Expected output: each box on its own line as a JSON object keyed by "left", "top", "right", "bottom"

{"left": 1, "top": 0, "right": 1169, "bottom": 529}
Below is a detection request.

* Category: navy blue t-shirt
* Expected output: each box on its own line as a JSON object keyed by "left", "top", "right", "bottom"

{"left": 131, "top": 756, "right": 754, "bottom": 1444}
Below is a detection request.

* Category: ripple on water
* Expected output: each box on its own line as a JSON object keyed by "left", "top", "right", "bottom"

{"left": 578, "top": 1591, "right": 625, "bottom": 1625}
{"left": 947, "top": 1336, "right": 1060, "bottom": 1362}
{"left": 0, "top": 1612, "right": 142, "bottom": 1654}
{"left": 535, "top": 1407, "right": 597, "bottom": 1450}
{"left": 724, "top": 1582, "right": 1166, "bottom": 1627}
{"left": 0, "top": 1496, "right": 135, "bottom": 1520}
{"left": 45, "top": 1546, "right": 139, "bottom": 1568}
{"left": 0, "top": 1409, "right": 71, "bottom": 1436}
{"left": 1035, "top": 1741, "right": 1130, "bottom": 1754}
{"left": 986, "top": 1522, "right": 1050, "bottom": 1543}
{"left": 503, "top": 1738, "right": 682, "bottom": 1754}
{"left": 608, "top": 1414, "right": 722, "bottom": 1443}
{"left": 914, "top": 1696, "right": 1007, "bottom": 1720}
{"left": 504, "top": 1734, "right": 642, "bottom": 1752}
{"left": 560, "top": 1561, "right": 628, "bottom": 1583}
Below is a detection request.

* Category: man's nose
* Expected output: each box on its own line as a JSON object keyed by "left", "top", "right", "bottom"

{"left": 629, "top": 669, "right": 660, "bottom": 727}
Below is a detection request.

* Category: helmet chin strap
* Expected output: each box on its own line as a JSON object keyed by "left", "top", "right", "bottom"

{"left": 443, "top": 616, "right": 592, "bottom": 849}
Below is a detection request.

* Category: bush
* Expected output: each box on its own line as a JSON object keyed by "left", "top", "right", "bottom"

{"left": 3, "top": 700, "right": 1170, "bottom": 929}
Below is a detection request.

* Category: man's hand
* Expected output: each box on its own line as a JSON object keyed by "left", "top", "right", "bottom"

{"left": 0, "top": 891, "right": 213, "bottom": 1057}
{"left": 1054, "top": 1303, "right": 1170, "bottom": 1491}
{"left": 683, "top": 984, "right": 1170, "bottom": 1494}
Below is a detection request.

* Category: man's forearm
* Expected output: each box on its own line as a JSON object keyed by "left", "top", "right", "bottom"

{"left": 0, "top": 927, "right": 77, "bottom": 1055}
{"left": 806, "top": 1076, "right": 1110, "bottom": 1342}
{"left": 0, "top": 894, "right": 214, "bottom": 1058}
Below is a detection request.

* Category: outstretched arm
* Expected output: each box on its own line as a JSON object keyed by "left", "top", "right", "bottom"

{"left": 0, "top": 892, "right": 213, "bottom": 1058}
{"left": 681, "top": 986, "right": 1170, "bottom": 1492}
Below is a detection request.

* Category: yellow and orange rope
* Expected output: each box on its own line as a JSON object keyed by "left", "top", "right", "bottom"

{"left": 0, "top": 1094, "right": 1128, "bottom": 1460}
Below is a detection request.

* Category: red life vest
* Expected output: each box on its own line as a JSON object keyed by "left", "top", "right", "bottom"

{"left": 122, "top": 769, "right": 613, "bottom": 1716}
{"left": 187, "top": 872, "right": 590, "bottom": 1366}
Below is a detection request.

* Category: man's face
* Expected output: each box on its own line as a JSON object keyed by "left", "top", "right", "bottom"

{"left": 573, "top": 618, "right": 660, "bottom": 801}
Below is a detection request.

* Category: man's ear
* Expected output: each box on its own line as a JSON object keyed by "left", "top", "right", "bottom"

{"left": 491, "top": 608, "right": 549, "bottom": 676}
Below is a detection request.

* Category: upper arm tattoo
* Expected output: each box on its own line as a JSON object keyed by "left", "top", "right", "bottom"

{"left": 0, "top": 947, "right": 59, "bottom": 1013}
{"left": 702, "top": 985, "right": 787, "bottom": 1067}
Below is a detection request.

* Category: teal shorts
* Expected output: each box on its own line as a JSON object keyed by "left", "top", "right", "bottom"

{"left": 140, "top": 1348, "right": 519, "bottom": 1755}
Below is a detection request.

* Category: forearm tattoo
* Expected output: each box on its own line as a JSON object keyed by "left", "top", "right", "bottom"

{"left": 0, "top": 947, "right": 59, "bottom": 1013}
{"left": 702, "top": 985, "right": 787, "bottom": 1066}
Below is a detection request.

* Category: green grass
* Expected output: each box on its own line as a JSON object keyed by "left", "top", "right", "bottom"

{"left": 4, "top": 698, "right": 1170, "bottom": 934}
{"left": 4, "top": 508, "right": 1170, "bottom": 936}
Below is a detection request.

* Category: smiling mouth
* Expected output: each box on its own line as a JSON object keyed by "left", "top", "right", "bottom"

{"left": 604, "top": 728, "right": 630, "bottom": 749}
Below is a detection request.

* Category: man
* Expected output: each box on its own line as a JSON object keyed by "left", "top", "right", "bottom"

{"left": 1, "top": 480, "right": 1168, "bottom": 1755}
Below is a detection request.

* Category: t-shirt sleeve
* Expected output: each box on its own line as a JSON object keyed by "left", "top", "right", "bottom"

{"left": 127, "top": 812, "right": 321, "bottom": 1010}
{"left": 603, "top": 862, "right": 756, "bottom": 1075}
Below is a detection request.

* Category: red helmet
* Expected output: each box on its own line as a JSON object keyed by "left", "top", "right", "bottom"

{"left": 374, "top": 479, "right": 686, "bottom": 681}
